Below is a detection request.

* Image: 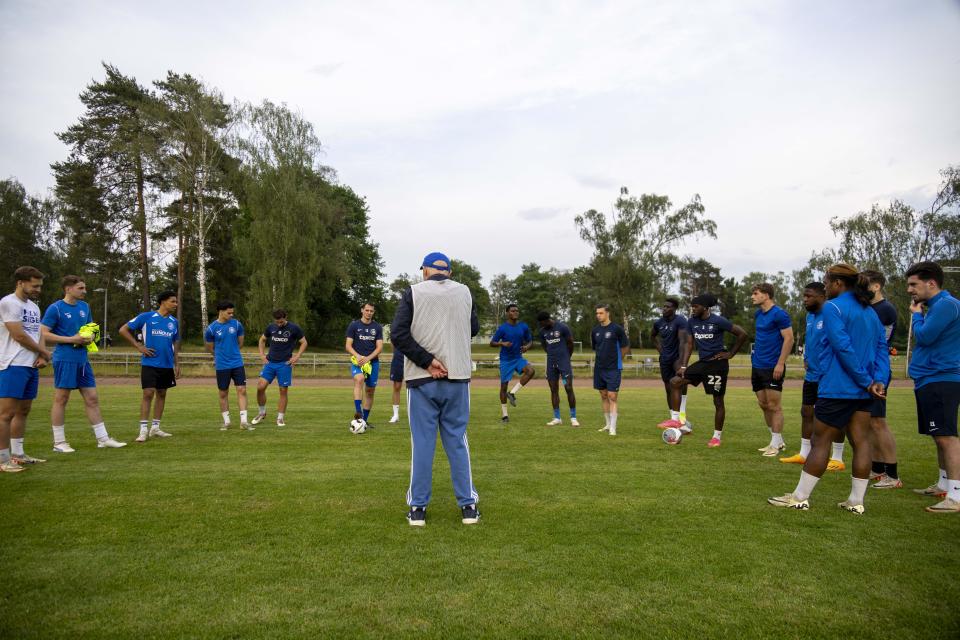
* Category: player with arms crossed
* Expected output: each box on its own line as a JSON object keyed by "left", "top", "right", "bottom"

{"left": 537, "top": 311, "right": 578, "bottom": 426}
{"left": 42, "top": 275, "right": 124, "bottom": 452}
{"left": 119, "top": 291, "right": 181, "bottom": 442}
{"left": 205, "top": 301, "right": 251, "bottom": 431}
{"left": 671, "top": 294, "right": 748, "bottom": 447}
{"left": 252, "top": 309, "right": 307, "bottom": 427}
{"left": 768, "top": 264, "right": 888, "bottom": 515}
{"left": 905, "top": 262, "right": 960, "bottom": 513}
{"left": 653, "top": 298, "right": 690, "bottom": 432}
{"left": 345, "top": 303, "right": 384, "bottom": 429}
{"left": 592, "top": 304, "right": 629, "bottom": 436}
{"left": 0, "top": 267, "right": 51, "bottom": 472}
{"left": 780, "top": 282, "right": 846, "bottom": 470}
{"left": 490, "top": 304, "right": 535, "bottom": 423}
{"left": 750, "top": 283, "right": 795, "bottom": 456}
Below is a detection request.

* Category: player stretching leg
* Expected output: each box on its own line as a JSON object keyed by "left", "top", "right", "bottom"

{"left": 490, "top": 304, "right": 535, "bottom": 423}
{"left": 252, "top": 309, "right": 306, "bottom": 427}
{"left": 780, "top": 283, "right": 846, "bottom": 470}
{"left": 537, "top": 311, "right": 578, "bottom": 426}
{"left": 592, "top": 304, "right": 629, "bottom": 436}
{"left": 345, "top": 303, "right": 384, "bottom": 429}
{"left": 672, "top": 294, "right": 748, "bottom": 447}
{"left": 768, "top": 264, "right": 888, "bottom": 515}
{"left": 41, "top": 275, "right": 124, "bottom": 452}
{"left": 652, "top": 298, "right": 690, "bottom": 432}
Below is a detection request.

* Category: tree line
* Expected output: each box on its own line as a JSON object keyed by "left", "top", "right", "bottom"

{"left": 2, "top": 62, "right": 957, "bottom": 349}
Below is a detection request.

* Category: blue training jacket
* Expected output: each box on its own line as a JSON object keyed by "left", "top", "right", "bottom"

{"left": 816, "top": 291, "right": 890, "bottom": 399}
{"left": 908, "top": 290, "right": 960, "bottom": 389}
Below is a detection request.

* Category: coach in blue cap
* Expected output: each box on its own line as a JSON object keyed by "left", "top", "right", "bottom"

{"left": 390, "top": 252, "right": 481, "bottom": 526}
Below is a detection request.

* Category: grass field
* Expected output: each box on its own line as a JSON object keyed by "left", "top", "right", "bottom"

{"left": 2, "top": 383, "right": 957, "bottom": 639}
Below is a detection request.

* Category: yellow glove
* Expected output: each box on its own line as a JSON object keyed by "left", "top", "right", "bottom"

{"left": 78, "top": 323, "right": 101, "bottom": 354}
{"left": 350, "top": 355, "right": 373, "bottom": 377}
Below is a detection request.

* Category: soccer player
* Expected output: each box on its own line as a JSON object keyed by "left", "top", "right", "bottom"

{"left": 391, "top": 251, "right": 481, "bottom": 526}
{"left": 388, "top": 349, "right": 404, "bottom": 423}
{"left": 345, "top": 303, "right": 384, "bottom": 428}
{"left": 0, "top": 267, "right": 51, "bottom": 472}
{"left": 861, "top": 270, "right": 902, "bottom": 489}
{"left": 205, "top": 301, "right": 251, "bottom": 431}
{"left": 779, "top": 282, "right": 846, "bottom": 470}
{"left": 537, "top": 311, "right": 578, "bottom": 427}
{"left": 750, "top": 283, "right": 795, "bottom": 456}
{"left": 905, "top": 261, "right": 960, "bottom": 513}
{"left": 490, "top": 304, "right": 535, "bottom": 423}
{"left": 251, "top": 309, "right": 307, "bottom": 427}
{"left": 41, "top": 275, "right": 125, "bottom": 452}
{"left": 119, "top": 291, "right": 181, "bottom": 442}
{"left": 671, "top": 294, "right": 748, "bottom": 447}
{"left": 652, "top": 298, "right": 689, "bottom": 431}
{"left": 768, "top": 264, "right": 889, "bottom": 515}
{"left": 592, "top": 304, "right": 629, "bottom": 436}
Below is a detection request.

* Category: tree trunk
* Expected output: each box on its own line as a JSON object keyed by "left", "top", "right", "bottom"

{"left": 198, "top": 238, "right": 209, "bottom": 337}
{"left": 135, "top": 154, "right": 150, "bottom": 310}
{"left": 176, "top": 196, "right": 186, "bottom": 332}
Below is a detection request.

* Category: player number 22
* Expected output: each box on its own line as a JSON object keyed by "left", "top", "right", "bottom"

{"left": 707, "top": 375, "right": 721, "bottom": 390}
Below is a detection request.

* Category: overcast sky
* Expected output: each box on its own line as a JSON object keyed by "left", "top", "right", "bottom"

{"left": 2, "top": 1, "right": 958, "bottom": 285}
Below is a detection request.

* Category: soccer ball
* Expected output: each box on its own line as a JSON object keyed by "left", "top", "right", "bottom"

{"left": 349, "top": 419, "right": 367, "bottom": 434}
{"left": 662, "top": 427, "right": 682, "bottom": 445}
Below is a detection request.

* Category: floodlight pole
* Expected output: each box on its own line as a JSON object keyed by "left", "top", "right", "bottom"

{"left": 905, "top": 266, "right": 960, "bottom": 377}
{"left": 94, "top": 287, "right": 108, "bottom": 349}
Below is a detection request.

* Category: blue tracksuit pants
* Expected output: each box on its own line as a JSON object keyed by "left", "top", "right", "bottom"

{"left": 406, "top": 380, "right": 478, "bottom": 508}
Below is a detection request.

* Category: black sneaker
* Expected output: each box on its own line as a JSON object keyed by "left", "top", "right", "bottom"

{"left": 365, "top": 422, "right": 375, "bottom": 430}
{"left": 407, "top": 507, "right": 426, "bottom": 527}
{"left": 461, "top": 504, "right": 480, "bottom": 525}
{"left": 506, "top": 392, "right": 517, "bottom": 407}
{"left": 501, "top": 416, "right": 509, "bottom": 424}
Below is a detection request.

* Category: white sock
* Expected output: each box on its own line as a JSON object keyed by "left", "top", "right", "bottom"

{"left": 799, "top": 438, "right": 812, "bottom": 459}
{"left": 830, "top": 442, "right": 845, "bottom": 462}
{"left": 938, "top": 469, "right": 949, "bottom": 491}
{"left": 52, "top": 425, "right": 66, "bottom": 444}
{"left": 258, "top": 405, "right": 266, "bottom": 414}
{"left": 848, "top": 477, "right": 869, "bottom": 506}
{"left": 604, "top": 413, "right": 611, "bottom": 427}
{"left": 392, "top": 404, "right": 399, "bottom": 416}
{"left": 501, "top": 404, "right": 508, "bottom": 417}
{"left": 92, "top": 422, "right": 108, "bottom": 440}
{"left": 793, "top": 471, "right": 820, "bottom": 501}
{"left": 947, "top": 479, "right": 960, "bottom": 502}
{"left": 670, "top": 410, "right": 680, "bottom": 421}
{"left": 510, "top": 382, "right": 523, "bottom": 395}
{"left": 0, "top": 448, "right": 9, "bottom": 462}
{"left": 277, "top": 412, "right": 285, "bottom": 421}
{"left": 222, "top": 411, "right": 231, "bottom": 425}
{"left": 240, "top": 410, "right": 248, "bottom": 424}
{"left": 712, "top": 430, "right": 723, "bottom": 440}
{"left": 139, "top": 420, "right": 149, "bottom": 435}
{"left": 152, "top": 419, "right": 161, "bottom": 429}
{"left": 10, "top": 437, "right": 24, "bottom": 456}
{"left": 609, "top": 413, "right": 618, "bottom": 431}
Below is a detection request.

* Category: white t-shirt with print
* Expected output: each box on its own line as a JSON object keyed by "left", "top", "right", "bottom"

{"left": 0, "top": 293, "right": 42, "bottom": 369}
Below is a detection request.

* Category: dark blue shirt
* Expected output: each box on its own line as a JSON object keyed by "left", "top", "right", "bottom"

{"left": 653, "top": 314, "right": 688, "bottom": 363}
{"left": 127, "top": 311, "right": 180, "bottom": 369}
{"left": 752, "top": 305, "right": 792, "bottom": 368}
{"left": 688, "top": 313, "right": 734, "bottom": 361}
{"left": 591, "top": 323, "right": 628, "bottom": 370}
{"left": 871, "top": 299, "right": 897, "bottom": 347}
{"left": 346, "top": 320, "right": 383, "bottom": 361}
{"left": 803, "top": 310, "right": 826, "bottom": 382}
{"left": 42, "top": 299, "right": 93, "bottom": 364}
{"left": 264, "top": 322, "right": 304, "bottom": 362}
{"left": 539, "top": 322, "right": 573, "bottom": 365}
{"left": 492, "top": 322, "right": 532, "bottom": 361}
{"left": 204, "top": 319, "right": 245, "bottom": 370}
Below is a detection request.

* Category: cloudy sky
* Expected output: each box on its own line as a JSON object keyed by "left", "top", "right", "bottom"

{"left": 1, "top": 1, "right": 958, "bottom": 285}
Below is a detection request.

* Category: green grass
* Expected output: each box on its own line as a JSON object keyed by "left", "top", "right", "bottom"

{"left": 2, "top": 385, "right": 956, "bottom": 639}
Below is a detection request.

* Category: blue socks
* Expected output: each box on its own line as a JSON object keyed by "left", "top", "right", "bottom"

{"left": 553, "top": 408, "right": 561, "bottom": 419}
{"left": 570, "top": 408, "right": 577, "bottom": 418}
{"left": 363, "top": 408, "right": 370, "bottom": 421}
{"left": 354, "top": 399, "right": 362, "bottom": 413}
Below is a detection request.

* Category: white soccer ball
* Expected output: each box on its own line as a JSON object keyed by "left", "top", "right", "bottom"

{"left": 349, "top": 419, "right": 367, "bottom": 434}
{"left": 662, "top": 427, "right": 682, "bottom": 445}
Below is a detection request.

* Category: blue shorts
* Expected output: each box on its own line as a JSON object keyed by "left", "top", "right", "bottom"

{"left": 389, "top": 354, "right": 404, "bottom": 382}
{"left": 546, "top": 360, "right": 573, "bottom": 384}
{"left": 350, "top": 360, "right": 380, "bottom": 387}
{"left": 53, "top": 360, "right": 96, "bottom": 389}
{"left": 499, "top": 357, "right": 529, "bottom": 383}
{"left": 0, "top": 366, "right": 39, "bottom": 400}
{"left": 260, "top": 361, "right": 293, "bottom": 387}
{"left": 593, "top": 367, "right": 622, "bottom": 392}
{"left": 216, "top": 366, "right": 247, "bottom": 391}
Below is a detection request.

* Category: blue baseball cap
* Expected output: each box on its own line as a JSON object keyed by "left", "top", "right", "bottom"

{"left": 421, "top": 252, "right": 451, "bottom": 271}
